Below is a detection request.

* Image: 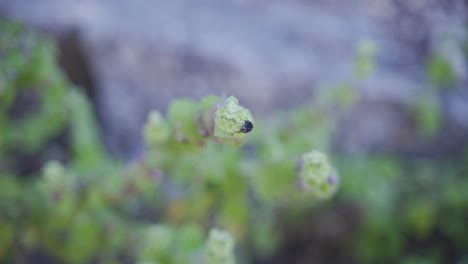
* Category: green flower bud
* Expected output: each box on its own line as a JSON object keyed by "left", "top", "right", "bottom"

{"left": 41, "top": 160, "right": 70, "bottom": 192}
{"left": 214, "top": 96, "right": 254, "bottom": 145}
{"left": 42, "top": 160, "right": 66, "bottom": 180}
{"left": 144, "top": 111, "right": 171, "bottom": 146}
{"left": 298, "top": 151, "right": 339, "bottom": 199}
{"left": 139, "top": 225, "right": 174, "bottom": 261}
{"left": 205, "top": 228, "right": 235, "bottom": 264}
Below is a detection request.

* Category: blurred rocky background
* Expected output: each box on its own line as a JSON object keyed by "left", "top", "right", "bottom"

{"left": 1, "top": 0, "right": 467, "bottom": 160}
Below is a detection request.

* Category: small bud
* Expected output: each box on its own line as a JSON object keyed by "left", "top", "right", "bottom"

{"left": 298, "top": 151, "right": 339, "bottom": 199}
{"left": 40, "top": 160, "right": 70, "bottom": 192}
{"left": 42, "top": 160, "right": 66, "bottom": 181}
{"left": 214, "top": 96, "right": 254, "bottom": 145}
{"left": 144, "top": 111, "right": 171, "bottom": 146}
{"left": 139, "top": 225, "right": 174, "bottom": 261}
{"left": 205, "top": 228, "right": 236, "bottom": 264}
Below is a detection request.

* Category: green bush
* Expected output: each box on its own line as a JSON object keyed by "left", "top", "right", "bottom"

{"left": 1, "top": 20, "right": 467, "bottom": 264}
{"left": 0, "top": 20, "right": 339, "bottom": 264}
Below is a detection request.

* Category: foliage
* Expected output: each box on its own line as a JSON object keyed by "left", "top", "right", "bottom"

{"left": 0, "top": 20, "right": 337, "bottom": 264}
{"left": 1, "top": 21, "right": 468, "bottom": 264}
{"left": 0, "top": 19, "right": 66, "bottom": 163}
{"left": 426, "top": 55, "right": 456, "bottom": 89}
{"left": 337, "top": 154, "right": 468, "bottom": 263}
{"left": 353, "top": 39, "right": 377, "bottom": 80}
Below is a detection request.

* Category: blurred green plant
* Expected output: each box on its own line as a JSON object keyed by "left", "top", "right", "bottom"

{"left": 0, "top": 20, "right": 338, "bottom": 264}
{"left": 353, "top": 39, "right": 377, "bottom": 80}
{"left": 410, "top": 92, "right": 441, "bottom": 138}
{"left": 1, "top": 19, "right": 467, "bottom": 264}
{"left": 0, "top": 20, "right": 66, "bottom": 156}
{"left": 426, "top": 55, "right": 456, "bottom": 89}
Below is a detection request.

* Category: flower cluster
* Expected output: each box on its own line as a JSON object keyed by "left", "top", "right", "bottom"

{"left": 205, "top": 228, "right": 236, "bottom": 264}
{"left": 144, "top": 110, "right": 171, "bottom": 146}
{"left": 40, "top": 160, "right": 72, "bottom": 193}
{"left": 298, "top": 150, "right": 339, "bottom": 199}
{"left": 214, "top": 96, "right": 254, "bottom": 145}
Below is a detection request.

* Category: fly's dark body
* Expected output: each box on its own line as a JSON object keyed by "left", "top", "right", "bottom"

{"left": 240, "top": 120, "right": 253, "bottom": 133}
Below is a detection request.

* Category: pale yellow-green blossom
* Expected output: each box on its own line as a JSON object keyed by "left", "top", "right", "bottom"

{"left": 205, "top": 228, "right": 235, "bottom": 264}
{"left": 214, "top": 96, "right": 254, "bottom": 144}
{"left": 299, "top": 150, "right": 339, "bottom": 199}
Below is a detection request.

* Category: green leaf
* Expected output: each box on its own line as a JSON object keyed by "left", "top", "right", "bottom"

{"left": 168, "top": 98, "right": 201, "bottom": 142}
{"left": 426, "top": 55, "right": 456, "bottom": 89}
